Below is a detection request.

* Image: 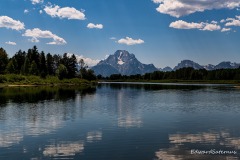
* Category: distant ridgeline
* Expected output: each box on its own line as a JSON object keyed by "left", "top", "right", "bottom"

{"left": 0, "top": 46, "right": 96, "bottom": 81}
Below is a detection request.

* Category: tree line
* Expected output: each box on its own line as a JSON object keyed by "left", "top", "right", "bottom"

{"left": 0, "top": 46, "right": 96, "bottom": 81}
{"left": 103, "top": 67, "right": 240, "bottom": 81}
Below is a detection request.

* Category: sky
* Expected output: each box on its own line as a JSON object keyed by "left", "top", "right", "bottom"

{"left": 1, "top": 0, "right": 240, "bottom": 68}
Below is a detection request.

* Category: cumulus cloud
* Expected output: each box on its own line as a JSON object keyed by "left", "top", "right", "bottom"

{"left": 201, "top": 23, "right": 221, "bottom": 31}
{"left": 169, "top": 20, "right": 203, "bottom": 29}
{"left": 22, "top": 28, "right": 67, "bottom": 45}
{"left": 44, "top": 5, "right": 86, "bottom": 20}
{"left": 152, "top": 0, "right": 240, "bottom": 18}
{"left": 31, "top": 0, "right": 43, "bottom": 5}
{"left": 67, "top": 53, "right": 100, "bottom": 67}
{"left": 221, "top": 28, "right": 231, "bottom": 32}
{"left": 0, "top": 16, "right": 25, "bottom": 30}
{"left": 220, "top": 15, "right": 240, "bottom": 27}
{"left": 5, "top": 41, "right": 16, "bottom": 45}
{"left": 170, "top": 20, "right": 221, "bottom": 31}
{"left": 87, "top": 23, "right": 103, "bottom": 29}
{"left": 117, "top": 37, "right": 144, "bottom": 45}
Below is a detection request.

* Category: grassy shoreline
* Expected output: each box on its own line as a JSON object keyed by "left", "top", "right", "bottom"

{"left": 0, "top": 74, "right": 96, "bottom": 88}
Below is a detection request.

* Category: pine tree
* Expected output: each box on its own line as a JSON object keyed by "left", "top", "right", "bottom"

{"left": 0, "top": 47, "right": 9, "bottom": 74}
{"left": 40, "top": 51, "right": 47, "bottom": 77}
{"left": 46, "top": 53, "right": 54, "bottom": 75}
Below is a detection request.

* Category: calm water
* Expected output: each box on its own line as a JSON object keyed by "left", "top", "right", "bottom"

{"left": 0, "top": 83, "right": 240, "bottom": 160}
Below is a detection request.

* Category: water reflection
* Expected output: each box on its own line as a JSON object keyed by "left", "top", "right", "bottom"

{"left": 1, "top": 83, "right": 240, "bottom": 160}
{"left": 0, "top": 86, "right": 96, "bottom": 104}
{"left": 0, "top": 131, "right": 23, "bottom": 148}
{"left": 98, "top": 82, "right": 207, "bottom": 91}
{"left": 115, "top": 87, "right": 142, "bottom": 128}
{"left": 43, "top": 141, "right": 84, "bottom": 158}
{"left": 155, "top": 131, "right": 240, "bottom": 160}
{"left": 0, "top": 86, "right": 96, "bottom": 148}
{"left": 86, "top": 131, "right": 102, "bottom": 143}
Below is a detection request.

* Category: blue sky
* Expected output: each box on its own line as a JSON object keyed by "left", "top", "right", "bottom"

{"left": 1, "top": 0, "right": 240, "bottom": 68}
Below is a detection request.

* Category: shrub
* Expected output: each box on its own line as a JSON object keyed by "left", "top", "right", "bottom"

{"left": 0, "top": 75, "right": 7, "bottom": 83}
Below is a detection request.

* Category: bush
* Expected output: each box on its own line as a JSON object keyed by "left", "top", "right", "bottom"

{"left": 7, "top": 74, "right": 25, "bottom": 82}
{"left": 0, "top": 75, "right": 7, "bottom": 83}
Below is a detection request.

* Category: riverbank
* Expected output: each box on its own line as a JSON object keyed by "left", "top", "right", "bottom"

{"left": 0, "top": 74, "right": 96, "bottom": 88}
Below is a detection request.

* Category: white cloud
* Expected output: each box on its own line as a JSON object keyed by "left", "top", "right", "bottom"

{"left": 110, "top": 37, "right": 116, "bottom": 40}
{"left": 0, "top": 16, "right": 25, "bottom": 30}
{"left": 87, "top": 23, "right": 103, "bottom": 29}
{"left": 117, "top": 37, "right": 144, "bottom": 45}
{"left": 201, "top": 23, "right": 221, "bottom": 31}
{"left": 39, "top": 10, "right": 43, "bottom": 14}
{"left": 24, "top": 9, "right": 29, "bottom": 14}
{"left": 211, "top": 20, "right": 218, "bottom": 24}
{"left": 170, "top": 20, "right": 221, "bottom": 31}
{"left": 44, "top": 5, "right": 86, "bottom": 20}
{"left": 67, "top": 53, "right": 100, "bottom": 67}
{"left": 220, "top": 19, "right": 226, "bottom": 23}
{"left": 169, "top": 20, "right": 203, "bottom": 29}
{"left": 5, "top": 41, "right": 16, "bottom": 45}
{"left": 221, "top": 15, "right": 240, "bottom": 27}
{"left": 31, "top": 0, "right": 43, "bottom": 5}
{"left": 153, "top": 0, "right": 240, "bottom": 18}
{"left": 22, "top": 28, "right": 67, "bottom": 45}
{"left": 221, "top": 28, "right": 231, "bottom": 32}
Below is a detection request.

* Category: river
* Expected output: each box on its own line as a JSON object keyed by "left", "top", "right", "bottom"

{"left": 0, "top": 83, "right": 240, "bottom": 160}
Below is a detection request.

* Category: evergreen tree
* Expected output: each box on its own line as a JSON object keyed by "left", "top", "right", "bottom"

{"left": 29, "top": 61, "right": 38, "bottom": 75}
{"left": 0, "top": 47, "right": 9, "bottom": 74}
{"left": 46, "top": 53, "right": 54, "bottom": 75}
{"left": 12, "top": 50, "right": 26, "bottom": 73}
{"left": 61, "top": 53, "right": 77, "bottom": 78}
{"left": 6, "top": 59, "right": 16, "bottom": 74}
{"left": 40, "top": 51, "right": 47, "bottom": 77}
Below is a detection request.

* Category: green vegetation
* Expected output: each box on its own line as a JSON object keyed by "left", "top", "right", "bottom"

{"left": 0, "top": 74, "right": 94, "bottom": 87}
{"left": 101, "top": 67, "right": 240, "bottom": 84}
{"left": 0, "top": 46, "right": 97, "bottom": 86}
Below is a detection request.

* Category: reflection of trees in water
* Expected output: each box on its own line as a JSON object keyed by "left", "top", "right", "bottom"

{"left": 0, "top": 86, "right": 96, "bottom": 105}
{"left": 98, "top": 83, "right": 205, "bottom": 91}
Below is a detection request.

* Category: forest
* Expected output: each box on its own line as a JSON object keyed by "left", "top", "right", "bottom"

{"left": 0, "top": 46, "right": 96, "bottom": 82}
{"left": 102, "top": 67, "right": 240, "bottom": 82}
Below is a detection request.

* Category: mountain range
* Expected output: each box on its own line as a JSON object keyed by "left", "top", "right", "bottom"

{"left": 71, "top": 51, "right": 240, "bottom": 77}
{"left": 162, "top": 60, "right": 240, "bottom": 72}
{"left": 91, "top": 50, "right": 158, "bottom": 77}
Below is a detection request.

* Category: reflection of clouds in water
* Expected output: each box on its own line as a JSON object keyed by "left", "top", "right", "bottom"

{"left": 0, "top": 131, "right": 23, "bottom": 147}
{"left": 155, "top": 146, "right": 184, "bottom": 160}
{"left": 116, "top": 91, "right": 142, "bottom": 128}
{"left": 224, "top": 138, "right": 240, "bottom": 150}
{"left": 169, "top": 132, "right": 221, "bottom": 144}
{"left": 118, "top": 115, "right": 142, "bottom": 128}
{"left": 0, "top": 102, "right": 67, "bottom": 148}
{"left": 86, "top": 131, "right": 102, "bottom": 143}
{"left": 155, "top": 131, "right": 240, "bottom": 160}
{"left": 43, "top": 141, "right": 84, "bottom": 158}
{"left": 24, "top": 116, "right": 63, "bottom": 136}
